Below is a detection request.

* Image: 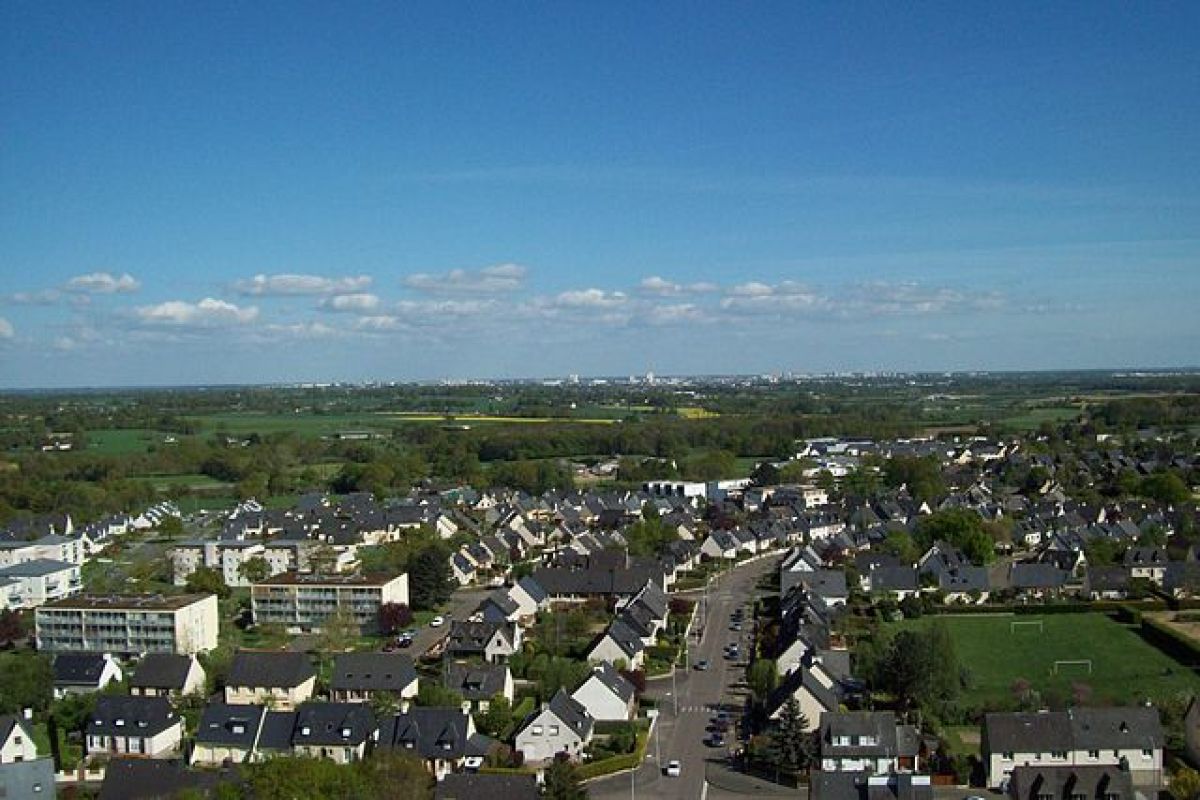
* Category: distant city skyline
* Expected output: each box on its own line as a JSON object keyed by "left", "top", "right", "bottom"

{"left": 2, "top": 3, "right": 1198, "bottom": 388}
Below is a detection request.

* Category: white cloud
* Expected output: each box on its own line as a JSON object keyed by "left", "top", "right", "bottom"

{"left": 638, "top": 276, "right": 719, "bottom": 296}
{"left": 354, "top": 315, "right": 408, "bottom": 333}
{"left": 645, "top": 303, "right": 711, "bottom": 326}
{"left": 9, "top": 289, "right": 62, "bottom": 305}
{"left": 721, "top": 281, "right": 826, "bottom": 314}
{"left": 320, "top": 293, "right": 381, "bottom": 313}
{"left": 65, "top": 272, "right": 141, "bottom": 294}
{"left": 842, "top": 282, "right": 1005, "bottom": 316}
{"left": 0, "top": 318, "right": 13, "bottom": 339}
{"left": 404, "top": 263, "right": 527, "bottom": 294}
{"left": 548, "top": 288, "right": 628, "bottom": 309}
{"left": 233, "top": 273, "right": 373, "bottom": 296}
{"left": 134, "top": 298, "right": 259, "bottom": 327}
{"left": 261, "top": 322, "right": 341, "bottom": 339}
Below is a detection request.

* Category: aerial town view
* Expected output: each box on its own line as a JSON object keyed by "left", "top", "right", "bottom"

{"left": 1, "top": 3, "right": 1197, "bottom": 800}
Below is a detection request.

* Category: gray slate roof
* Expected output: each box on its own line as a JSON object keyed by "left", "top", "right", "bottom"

{"left": 227, "top": 651, "right": 315, "bottom": 689}
{"left": 330, "top": 652, "right": 417, "bottom": 693}
{"left": 130, "top": 654, "right": 193, "bottom": 691}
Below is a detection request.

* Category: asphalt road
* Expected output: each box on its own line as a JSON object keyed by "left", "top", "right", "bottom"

{"left": 589, "top": 556, "right": 780, "bottom": 800}
{"left": 406, "top": 587, "right": 490, "bottom": 657}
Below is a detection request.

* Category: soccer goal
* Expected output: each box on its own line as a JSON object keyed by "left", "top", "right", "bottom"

{"left": 1052, "top": 659, "right": 1093, "bottom": 675}
{"left": 1010, "top": 619, "right": 1044, "bottom": 634}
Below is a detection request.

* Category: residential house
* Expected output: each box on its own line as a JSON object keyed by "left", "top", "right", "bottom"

{"left": 445, "top": 620, "right": 521, "bottom": 664}
{"left": 1083, "top": 566, "right": 1131, "bottom": 601}
{"left": 52, "top": 652, "right": 123, "bottom": 698}
{"left": 329, "top": 652, "right": 419, "bottom": 703}
{"left": 290, "top": 702, "right": 376, "bottom": 764}
{"left": 97, "top": 757, "right": 231, "bottom": 800}
{"left": 87, "top": 695, "right": 183, "bottom": 758}
{"left": 1124, "top": 547, "right": 1169, "bottom": 587}
{"left": 0, "top": 558, "right": 81, "bottom": 610}
{"left": 514, "top": 689, "right": 594, "bottom": 764}
{"left": 571, "top": 662, "right": 636, "bottom": 722}
{"left": 376, "top": 706, "right": 493, "bottom": 780}
{"left": 810, "top": 772, "right": 933, "bottom": 800}
{"left": 225, "top": 652, "right": 316, "bottom": 709}
{"left": 191, "top": 703, "right": 266, "bottom": 765}
{"left": 129, "top": 654, "right": 206, "bottom": 698}
{"left": 1007, "top": 764, "right": 1135, "bottom": 800}
{"left": 1008, "top": 563, "right": 1069, "bottom": 600}
{"left": 982, "top": 707, "right": 1164, "bottom": 788}
{"left": 0, "top": 714, "right": 39, "bottom": 763}
{"left": 818, "top": 711, "right": 921, "bottom": 773}
{"left": 445, "top": 663, "right": 514, "bottom": 711}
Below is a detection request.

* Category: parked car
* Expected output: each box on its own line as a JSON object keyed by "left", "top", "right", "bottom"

{"left": 665, "top": 760, "right": 681, "bottom": 777}
{"left": 694, "top": 660, "right": 710, "bottom": 671}
{"left": 705, "top": 734, "right": 725, "bottom": 748}
{"left": 430, "top": 616, "right": 445, "bottom": 627}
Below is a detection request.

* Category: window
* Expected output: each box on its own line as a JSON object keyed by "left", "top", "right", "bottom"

{"left": 549, "top": 725, "right": 560, "bottom": 736}
{"left": 1051, "top": 750, "right": 1067, "bottom": 760}
{"left": 532, "top": 726, "right": 543, "bottom": 736}
{"left": 1142, "top": 749, "right": 1153, "bottom": 759}
{"left": 1088, "top": 750, "right": 1100, "bottom": 759}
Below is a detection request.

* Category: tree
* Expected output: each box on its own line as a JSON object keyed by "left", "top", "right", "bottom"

{"left": 880, "top": 622, "right": 960, "bottom": 714}
{"left": 747, "top": 659, "right": 778, "bottom": 702}
{"left": 379, "top": 602, "right": 414, "bottom": 635}
{"left": 185, "top": 566, "right": 231, "bottom": 599}
{"left": 1169, "top": 764, "right": 1200, "bottom": 800}
{"left": 318, "top": 606, "right": 359, "bottom": 652}
{"left": 238, "top": 556, "right": 272, "bottom": 585}
{"left": 476, "top": 695, "right": 514, "bottom": 739}
{"left": 915, "top": 509, "right": 994, "bottom": 565}
{"left": 774, "top": 697, "right": 814, "bottom": 773}
{"left": 0, "top": 609, "right": 27, "bottom": 647}
{"left": 542, "top": 756, "right": 587, "bottom": 800}
{"left": 409, "top": 544, "right": 453, "bottom": 611}
{"left": 157, "top": 515, "right": 184, "bottom": 537}
{"left": 0, "top": 653, "right": 52, "bottom": 714}
{"left": 307, "top": 544, "right": 339, "bottom": 576}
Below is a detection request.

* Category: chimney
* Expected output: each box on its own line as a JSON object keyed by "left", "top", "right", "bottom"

{"left": 22, "top": 708, "right": 32, "bottom": 721}
{"left": 399, "top": 700, "right": 411, "bottom": 714}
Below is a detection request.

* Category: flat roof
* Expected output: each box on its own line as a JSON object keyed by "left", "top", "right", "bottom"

{"left": 38, "top": 593, "right": 215, "bottom": 611}
{"left": 252, "top": 571, "right": 404, "bottom": 588}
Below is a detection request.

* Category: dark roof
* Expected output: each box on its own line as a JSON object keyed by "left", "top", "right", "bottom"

{"left": 583, "top": 662, "right": 636, "bottom": 704}
{"left": 194, "top": 703, "right": 265, "bottom": 748}
{"left": 983, "top": 708, "right": 1163, "bottom": 754}
{"left": 811, "top": 772, "right": 933, "bottom": 800}
{"left": 130, "top": 654, "right": 194, "bottom": 690}
{"left": 378, "top": 707, "right": 487, "bottom": 760}
{"left": 446, "top": 662, "right": 509, "bottom": 701}
{"left": 292, "top": 702, "right": 376, "bottom": 746}
{"left": 544, "top": 689, "right": 594, "bottom": 739}
{"left": 98, "top": 758, "right": 228, "bottom": 800}
{"left": 53, "top": 653, "right": 114, "bottom": 686}
{"left": 531, "top": 563, "right": 665, "bottom": 598}
{"left": 436, "top": 773, "right": 539, "bottom": 800}
{"left": 447, "top": 620, "right": 511, "bottom": 654}
{"left": 330, "top": 652, "right": 417, "bottom": 693}
{"left": 819, "top": 711, "right": 918, "bottom": 759}
{"left": 0, "top": 713, "right": 29, "bottom": 747}
{"left": 1009, "top": 765, "right": 1134, "bottom": 800}
{"left": 227, "top": 651, "right": 315, "bottom": 689}
{"left": 1009, "top": 563, "right": 1068, "bottom": 589}
{"left": 257, "top": 710, "right": 298, "bottom": 750}
{"left": 89, "top": 695, "right": 178, "bottom": 739}
{"left": 870, "top": 566, "right": 918, "bottom": 592}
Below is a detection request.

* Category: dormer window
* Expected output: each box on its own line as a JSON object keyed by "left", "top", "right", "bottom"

{"left": 115, "top": 719, "right": 125, "bottom": 727}
{"left": 301, "top": 726, "right": 311, "bottom": 736}
{"left": 342, "top": 727, "right": 352, "bottom": 738}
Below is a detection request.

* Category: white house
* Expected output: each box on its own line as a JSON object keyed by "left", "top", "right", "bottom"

{"left": 0, "top": 714, "right": 39, "bottom": 763}
{"left": 982, "top": 708, "right": 1164, "bottom": 789}
{"left": 87, "top": 696, "right": 183, "bottom": 758}
{"left": 571, "top": 663, "right": 636, "bottom": 722}
{"left": 818, "top": 711, "right": 920, "bottom": 773}
{"left": 515, "top": 690, "right": 595, "bottom": 764}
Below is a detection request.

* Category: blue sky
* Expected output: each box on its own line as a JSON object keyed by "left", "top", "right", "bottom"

{"left": 2, "top": 1, "right": 1198, "bottom": 387}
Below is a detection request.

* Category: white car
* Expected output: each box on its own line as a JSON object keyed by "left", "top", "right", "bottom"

{"left": 429, "top": 615, "right": 445, "bottom": 627}
{"left": 665, "top": 760, "right": 681, "bottom": 777}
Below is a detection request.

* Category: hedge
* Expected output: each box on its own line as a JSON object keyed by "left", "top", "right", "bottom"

{"left": 577, "top": 730, "right": 649, "bottom": 781}
{"left": 1139, "top": 617, "right": 1200, "bottom": 666}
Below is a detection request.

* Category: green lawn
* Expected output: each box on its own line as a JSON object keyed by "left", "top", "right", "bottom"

{"left": 883, "top": 613, "right": 1199, "bottom": 707}
{"left": 87, "top": 428, "right": 173, "bottom": 454}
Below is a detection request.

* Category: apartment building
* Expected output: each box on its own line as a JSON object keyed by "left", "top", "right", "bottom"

{"left": 251, "top": 572, "right": 408, "bottom": 632}
{"left": 0, "top": 559, "right": 81, "bottom": 610}
{"left": 35, "top": 593, "right": 220, "bottom": 656}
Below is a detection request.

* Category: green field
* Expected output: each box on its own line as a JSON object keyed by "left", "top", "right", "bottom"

{"left": 883, "top": 613, "right": 1198, "bottom": 707}
{"left": 87, "top": 428, "right": 173, "bottom": 454}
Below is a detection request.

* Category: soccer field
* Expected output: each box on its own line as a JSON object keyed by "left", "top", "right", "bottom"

{"left": 884, "top": 613, "right": 1199, "bottom": 706}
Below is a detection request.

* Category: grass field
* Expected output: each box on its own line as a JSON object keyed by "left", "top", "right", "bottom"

{"left": 883, "top": 613, "right": 1199, "bottom": 707}
{"left": 87, "top": 428, "right": 172, "bottom": 454}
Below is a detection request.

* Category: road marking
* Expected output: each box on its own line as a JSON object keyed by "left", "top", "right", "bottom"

{"left": 700, "top": 779, "right": 709, "bottom": 800}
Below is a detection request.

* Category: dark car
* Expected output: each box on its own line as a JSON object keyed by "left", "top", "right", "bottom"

{"left": 705, "top": 734, "right": 726, "bottom": 748}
